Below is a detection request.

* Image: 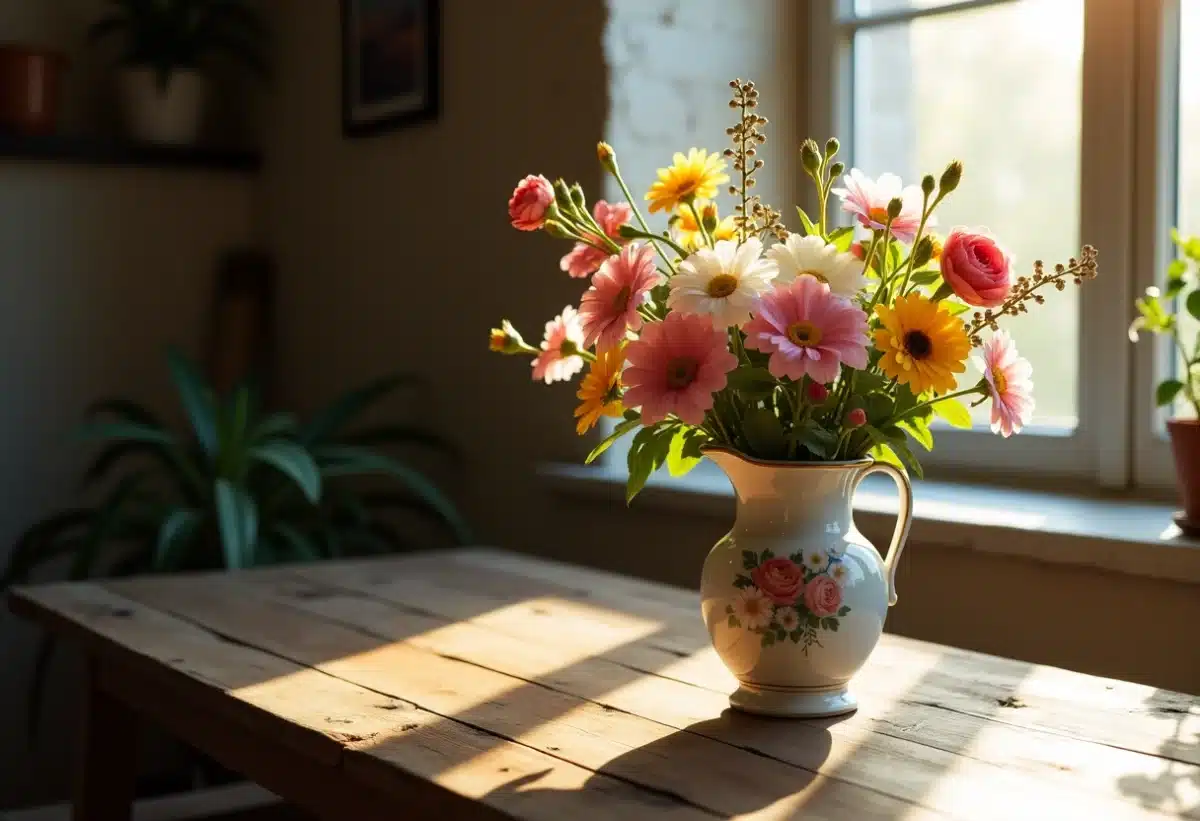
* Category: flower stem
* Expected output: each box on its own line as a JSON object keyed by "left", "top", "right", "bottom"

{"left": 898, "top": 190, "right": 941, "bottom": 296}
{"left": 622, "top": 228, "right": 689, "bottom": 260}
{"left": 890, "top": 384, "right": 985, "bottom": 426}
{"left": 687, "top": 199, "right": 713, "bottom": 248}
{"left": 788, "top": 379, "right": 804, "bottom": 459}
{"left": 612, "top": 168, "right": 677, "bottom": 275}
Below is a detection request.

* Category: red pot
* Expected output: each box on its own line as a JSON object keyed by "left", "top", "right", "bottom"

{"left": 1167, "top": 419, "right": 1200, "bottom": 520}
{"left": 0, "top": 44, "right": 67, "bottom": 136}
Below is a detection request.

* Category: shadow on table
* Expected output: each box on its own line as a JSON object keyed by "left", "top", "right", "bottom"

{"left": 1116, "top": 689, "right": 1200, "bottom": 818}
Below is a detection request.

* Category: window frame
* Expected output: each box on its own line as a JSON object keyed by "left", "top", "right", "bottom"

{"left": 807, "top": 0, "right": 1139, "bottom": 487}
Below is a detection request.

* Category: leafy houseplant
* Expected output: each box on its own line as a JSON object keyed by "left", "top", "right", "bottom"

{"left": 88, "top": 0, "right": 268, "bottom": 144}
{"left": 3, "top": 348, "right": 471, "bottom": 734}
{"left": 1129, "top": 229, "right": 1200, "bottom": 530}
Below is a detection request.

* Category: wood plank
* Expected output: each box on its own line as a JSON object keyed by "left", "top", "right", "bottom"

{"left": 74, "top": 660, "right": 137, "bottom": 821}
{"left": 11, "top": 584, "right": 715, "bottom": 821}
{"left": 106, "top": 574, "right": 954, "bottom": 821}
{"left": 281, "top": 557, "right": 1200, "bottom": 819}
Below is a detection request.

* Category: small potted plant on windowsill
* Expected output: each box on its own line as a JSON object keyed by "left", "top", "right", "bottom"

{"left": 88, "top": 0, "right": 267, "bottom": 145}
{"left": 1129, "top": 228, "right": 1200, "bottom": 534}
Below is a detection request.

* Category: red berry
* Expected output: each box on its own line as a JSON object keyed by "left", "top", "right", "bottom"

{"left": 846, "top": 408, "right": 867, "bottom": 428}
{"left": 806, "top": 381, "right": 829, "bottom": 403}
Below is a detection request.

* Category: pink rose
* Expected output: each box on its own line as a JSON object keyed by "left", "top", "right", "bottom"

{"left": 751, "top": 557, "right": 805, "bottom": 605}
{"left": 804, "top": 575, "right": 843, "bottom": 618}
{"left": 509, "top": 174, "right": 555, "bottom": 231}
{"left": 939, "top": 229, "right": 1012, "bottom": 307}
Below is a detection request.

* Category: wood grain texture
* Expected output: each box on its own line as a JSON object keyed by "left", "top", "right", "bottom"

{"left": 11, "top": 549, "right": 1200, "bottom": 821}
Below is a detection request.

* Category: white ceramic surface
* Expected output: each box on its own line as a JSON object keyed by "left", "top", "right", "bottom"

{"left": 120, "top": 68, "right": 206, "bottom": 145}
{"left": 700, "top": 448, "right": 913, "bottom": 718}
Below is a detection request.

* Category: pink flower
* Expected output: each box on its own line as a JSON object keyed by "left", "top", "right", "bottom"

{"left": 509, "top": 174, "right": 555, "bottom": 231}
{"left": 940, "top": 229, "right": 1013, "bottom": 307}
{"left": 804, "top": 575, "right": 843, "bottom": 618}
{"left": 973, "top": 330, "right": 1033, "bottom": 437}
{"left": 846, "top": 408, "right": 867, "bottom": 428}
{"left": 751, "top": 557, "right": 805, "bottom": 605}
{"left": 742, "top": 277, "right": 869, "bottom": 384}
{"left": 831, "top": 169, "right": 929, "bottom": 244}
{"left": 531, "top": 306, "right": 585, "bottom": 384}
{"left": 579, "top": 242, "right": 660, "bottom": 352}
{"left": 623, "top": 312, "right": 737, "bottom": 425}
{"left": 559, "top": 201, "right": 633, "bottom": 278}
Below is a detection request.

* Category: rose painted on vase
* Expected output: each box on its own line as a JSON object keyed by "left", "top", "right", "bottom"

{"left": 751, "top": 557, "right": 805, "bottom": 605}
{"left": 804, "top": 575, "right": 843, "bottom": 617}
{"left": 940, "top": 228, "right": 1013, "bottom": 307}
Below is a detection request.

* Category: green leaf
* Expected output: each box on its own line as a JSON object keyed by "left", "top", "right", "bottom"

{"left": 2, "top": 510, "right": 95, "bottom": 590}
{"left": 889, "top": 438, "right": 925, "bottom": 479}
{"left": 932, "top": 397, "right": 973, "bottom": 429}
{"left": 869, "top": 443, "right": 906, "bottom": 474}
{"left": 340, "top": 425, "right": 463, "bottom": 462}
{"left": 77, "top": 421, "right": 175, "bottom": 446}
{"left": 725, "top": 367, "right": 778, "bottom": 400}
{"left": 250, "top": 411, "right": 299, "bottom": 443}
{"left": 944, "top": 301, "right": 971, "bottom": 316}
{"left": 727, "top": 615, "right": 741, "bottom": 628}
{"left": 837, "top": 606, "right": 851, "bottom": 617}
{"left": 1157, "top": 379, "right": 1185, "bottom": 407}
{"left": 898, "top": 416, "right": 933, "bottom": 451}
{"left": 625, "top": 423, "right": 676, "bottom": 503}
{"left": 270, "top": 523, "right": 321, "bottom": 563}
{"left": 1165, "top": 260, "right": 1189, "bottom": 299}
{"left": 154, "top": 508, "right": 201, "bottom": 571}
{"left": 796, "top": 207, "right": 817, "bottom": 237}
{"left": 251, "top": 442, "right": 322, "bottom": 504}
{"left": 301, "top": 374, "right": 424, "bottom": 445}
{"left": 316, "top": 446, "right": 472, "bottom": 544}
{"left": 788, "top": 629, "right": 803, "bottom": 643}
{"left": 167, "top": 348, "right": 218, "bottom": 457}
{"left": 761, "top": 631, "right": 776, "bottom": 648}
{"left": 743, "top": 409, "right": 787, "bottom": 460}
{"left": 760, "top": 548, "right": 775, "bottom": 561}
{"left": 214, "top": 479, "right": 257, "bottom": 569}
{"left": 828, "top": 226, "right": 853, "bottom": 252}
{"left": 790, "top": 423, "right": 838, "bottom": 458}
{"left": 828, "top": 619, "right": 839, "bottom": 632}
{"left": 84, "top": 398, "right": 163, "bottom": 428}
{"left": 742, "top": 550, "right": 758, "bottom": 570}
{"left": 775, "top": 627, "right": 786, "bottom": 640}
{"left": 666, "top": 426, "right": 706, "bottom": 477}
{"left": 908, "top": 269, "right": 942, "bottom": 287}
{"left": 1186, "top": 291, "right": 1200, "bottom": 322}
{"left": 585, "top": 415, "right": 640, "bottom": 464}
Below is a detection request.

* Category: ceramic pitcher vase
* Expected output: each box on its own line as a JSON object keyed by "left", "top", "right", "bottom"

{"left": 700, "top": 448, "right": 913, "bottom": 718}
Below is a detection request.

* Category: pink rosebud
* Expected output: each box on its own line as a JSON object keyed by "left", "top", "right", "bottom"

{"left": 806, "top": 381, "right": 829, "bottom": 404}
{"left": 508, "top": 174, "right": 555, "bottom": 231}
{"left": 940, "top": 229, "right": 1012, "bottom": 307}
{"left": 846, "top": 408, "right": 867, "bottom": 428}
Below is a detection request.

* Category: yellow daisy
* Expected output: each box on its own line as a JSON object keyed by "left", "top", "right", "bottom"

{"left": 574, "top": 346, "right": 625, "bottom": 434}
{"left": 671, "top": 199, "right": 738, "bottom": 251}
{"left": 873, "top": 294, "right": 971, "bottom": 395}
{"left": 646, "top": 149, "right": 730, "bottom": 214}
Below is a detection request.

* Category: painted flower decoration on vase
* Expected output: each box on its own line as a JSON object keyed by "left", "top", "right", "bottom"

{"left": 731, "top": 587, "right": 773, "bottom": 630}
{"left": 531, "top": 306, "right": 585, "bottom": 384}
{"left": 750, "top": 556, "right": 805, "bottom": 605}
{"left": 873, "top": 293, "right": 971, "bottom": 395}
{"left": 670, "top": 199, "right": 737, "bottom": 252}
{"left": 578, "top": 242, "right": 660, "bottom": 352}
{"left": 767, "top": 234, "right": 866, "bottom": 298}
{"left": 974, "top": 329, "right": 1034, "bottom": 437}
{"left": 574, "top": 345, "right": 625, "bottom": 435}
{"left": 645, "top": 148, "right": 729, "bottom": 214}
{"left": 623, "top": 312, "right": 737, "bottom": 426}
{"left": 508, "top": 174, "right": 555, "bottom": 231}
{"left": 804, "top": 575, "right": 843, "bottom": 618}
{"left": 668, "top": 237, "right": 778, "bottom": 329}
{"left": 832, "top": 169, "right": 930, "bottom": 244}
{"left": 940, "top": 228, "right": 1013, "bottom": 307}
{"left": 559, "top": 200, "right": 633, "bottom": 279}
{"left": 742, "top": 277, "right": 870, "bottom": 384}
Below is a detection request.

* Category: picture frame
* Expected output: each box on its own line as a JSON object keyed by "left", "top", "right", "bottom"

{"left": 341, "top": 0, "right": 440, "bottom": 137}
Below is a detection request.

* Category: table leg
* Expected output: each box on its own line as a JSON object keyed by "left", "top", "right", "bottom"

{"left": 73, "top": 661, "right": 137, "bottom": 821}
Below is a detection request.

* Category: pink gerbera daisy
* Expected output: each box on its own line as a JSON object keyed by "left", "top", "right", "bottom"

{"left": 623, "top": 313, "right": 737, "bottom": 425}
{"left": 559, "top": 200, "right": 633, "bottom": 278}
{"left": 579, "top": 242, "right": 660, "bottom": 352}
{"left": 742, "top": 277, "right": 869, "bottom": 384}
{"left": 831, "top": 168, "right": 931, "bottom": 244}
{"left": 531, "top": 306, "right": 586, "bottom": 384}
{"left": 973, "top": 329, "right": 1033, "bottom": 437}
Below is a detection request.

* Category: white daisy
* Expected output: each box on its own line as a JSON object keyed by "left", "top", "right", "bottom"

{"left": 803, "top": 548, "right": 829, "bottom": 573}
{"left": 732, "top": 588, "right": 773, "bottom": 631}
{"left": 829, "top": 562, "right": 849, "bottom": 587}
{"left": 775, "top": 607, "right": 800, "bottom": 632}
{"left": 668, "top": 237, "right": 778, "bottom": 329}
{"left": 766, "top": 234, "right": 866, "bottom": 298}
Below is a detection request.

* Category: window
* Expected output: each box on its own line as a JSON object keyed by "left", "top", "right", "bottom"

{"left": 810, "top": 0, "right": 1172, "bottom": 486}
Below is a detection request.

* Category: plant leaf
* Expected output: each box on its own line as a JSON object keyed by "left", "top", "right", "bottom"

{"left": 300, "top": 374, "right": 424, "bottom": 445}
{"left": 270, "top": 523, "right": 321, "bottom": 563}
{"left": 250, "top": 411, "right": 299, "bottom": 443}
{"left": 796, "top": 207, "right": 818, "bottom": 236}
{"left": 932, "top": 397, "right": 973, "bottom": 429}
{"left": 214, "top": 479, "right": 257, "bottom": 569}
{"left": 585, "top": 415, "right": 641, "bottom": 464}
{"left": 2, "top": 509, "right": 95, "bottom": 590}
{"left": 725, "top": 367, "right": 778, "bottom": 401}
{"left": 251, "top": 442, "right": 322, "bottom": 504}
{"left": 339, "top": 425, "right": 464, "bottom": 462}
{"left": 666, "top": 426, "right": 707, "bottom": 477}
{"left": 84, "top": 397, "right": 163, "bottom": 428}
{"left": 898, "top": 416, "right": 933, "bottom": 451}
{"left": 625, "top": 423, "right": 676, "bottom": 503}
{"left": 154, "top": 508, "right": 201, "bottom": 571}
{"left": 76, "top": 421, "right": 175, "bottom": 446}
{"left": 1186, "top": 291, "right": 1200, "bottom": 322}
{"left": 167, "top": 348, "right": 218, "bottom": 457}
{"left": 743, "top": 409, "right": 787, "bottom": 460}
{"left": 828, "top": 226, "right": 853, "bottom": 252}
{"left": 1157, "top": 379, "right": 1185, "bottom": 407}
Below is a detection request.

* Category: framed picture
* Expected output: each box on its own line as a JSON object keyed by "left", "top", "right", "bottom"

{"left": 341, "top": 0, "right": 440, "bottom": 136}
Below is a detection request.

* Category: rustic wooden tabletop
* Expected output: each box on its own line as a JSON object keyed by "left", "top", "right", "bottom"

{"left": 10, "top": 549, "right": 1199, "bottom": 820}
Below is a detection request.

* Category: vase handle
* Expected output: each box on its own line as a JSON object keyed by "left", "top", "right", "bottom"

{"left": 855, "top": 463, "right": 913, "bottom": 607}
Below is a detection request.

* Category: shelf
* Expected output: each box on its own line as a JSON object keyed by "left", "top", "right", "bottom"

{"left": 0, "top": 132, "right": 261, "bottom": 173}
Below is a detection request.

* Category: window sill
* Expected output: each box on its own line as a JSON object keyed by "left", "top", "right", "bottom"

{"left": 540, "top": 462, "right": 1200, "bottom": 586}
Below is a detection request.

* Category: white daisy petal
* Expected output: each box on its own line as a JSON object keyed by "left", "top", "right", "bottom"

{"left": 669, "top": 239, "right": 778, "bottom": 329}
{"left": 767, "top": 234, "right": 866, "bottom": 297}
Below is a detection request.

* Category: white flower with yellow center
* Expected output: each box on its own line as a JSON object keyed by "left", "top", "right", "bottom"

{"left": 803, "top": 548, "right": 829, "bottom": 573}
{"left": 668, "top": 237, "right": 778, "bottom": 329}
{"left": 732, "top": 588, "right": 773, "bottom": 630}
{"left": 767, "top": 234, "right": 866, "bottom": 298}
{"left": 775, "top": 607, "right": 800, "bottom": 632}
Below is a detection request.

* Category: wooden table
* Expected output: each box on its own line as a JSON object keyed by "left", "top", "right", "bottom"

{"left": 10, "top": 549, "right": 1199, "bottom": 821}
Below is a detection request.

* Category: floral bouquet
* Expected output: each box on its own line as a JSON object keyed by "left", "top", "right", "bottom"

{"left": 491, "top": 79, "right": 1099, "bottom": 502}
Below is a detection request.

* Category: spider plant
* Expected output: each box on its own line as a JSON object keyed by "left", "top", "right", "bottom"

{"left": 88, "top": 0, "right": 268, "bottom": 89}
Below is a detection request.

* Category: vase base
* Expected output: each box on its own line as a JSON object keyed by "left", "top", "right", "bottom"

{"left": 729, "top": 683, "right": 857, "bottom": 718}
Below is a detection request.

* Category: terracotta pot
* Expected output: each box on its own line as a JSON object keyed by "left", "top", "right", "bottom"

{"left": 1167, "top": 419, "right": 1200, "bottom": 520}
{"left": 0, "top": 44, "right": 67, "bottom": 136}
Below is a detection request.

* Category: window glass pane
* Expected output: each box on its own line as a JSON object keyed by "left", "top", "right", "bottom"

{"left": 854, "top": 0, "right": 965, "bottom": 16}
{"left": 850, "top": 0, "right": 1083, "bottom": 429}
{"left": 1175, "top": 0, "right": 1200, "bottom": 418}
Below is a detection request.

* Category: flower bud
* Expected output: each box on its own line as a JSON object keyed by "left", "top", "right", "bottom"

{"left": 806, "top": 381, "right": 829, "bottom": 404}
{"left": 849, "top": 241, "right": 866, "bottom": 260}
{"left": 939, "top": 160, "right": 963, "bottom": 193}
{"left": 887, "top": 197, "right": 903, "bottom": 219}
{"left": 824, "top": 137, "right": 840, "bottom": 159}
{"left": 912, "top": 236, "right": 934, "bottom": 267}
{"left": 700, "top": 201, "right": 720, "bottom": 233}
{"left": 828, "top": 161, "right": 845, "bottom": 179}
{"left": 552, "top": 178, "right": 573, "bottom": 207}
{"left": 921, "top": 174, "right": 935, "bottom": 196}
{"left": 845, "top": 408, "right": 867, "bottom": 428}
{"left": 800, "top": 139, "right": 821, "bottom": 174}
{"left": 488, "top": 320, "right": 533, "bottom": 355}
{"left": 543, "top": 219, "right": 573, "bottom": 239}
{"left": 569, "top": 183, "right": 586, "bottom": 210}
{"left": 597, "top": 141, "right": 616, "bottom": 173}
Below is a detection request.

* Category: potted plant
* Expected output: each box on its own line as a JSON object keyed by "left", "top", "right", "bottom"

{"left": 88, "top": 0, "right": 267, "bottom": 145}
{"left": 1129, "top": 229, "right": 1200, "bottom": 533}
{"left": 3, "top": 348, "right": 471, "bottom": 740}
